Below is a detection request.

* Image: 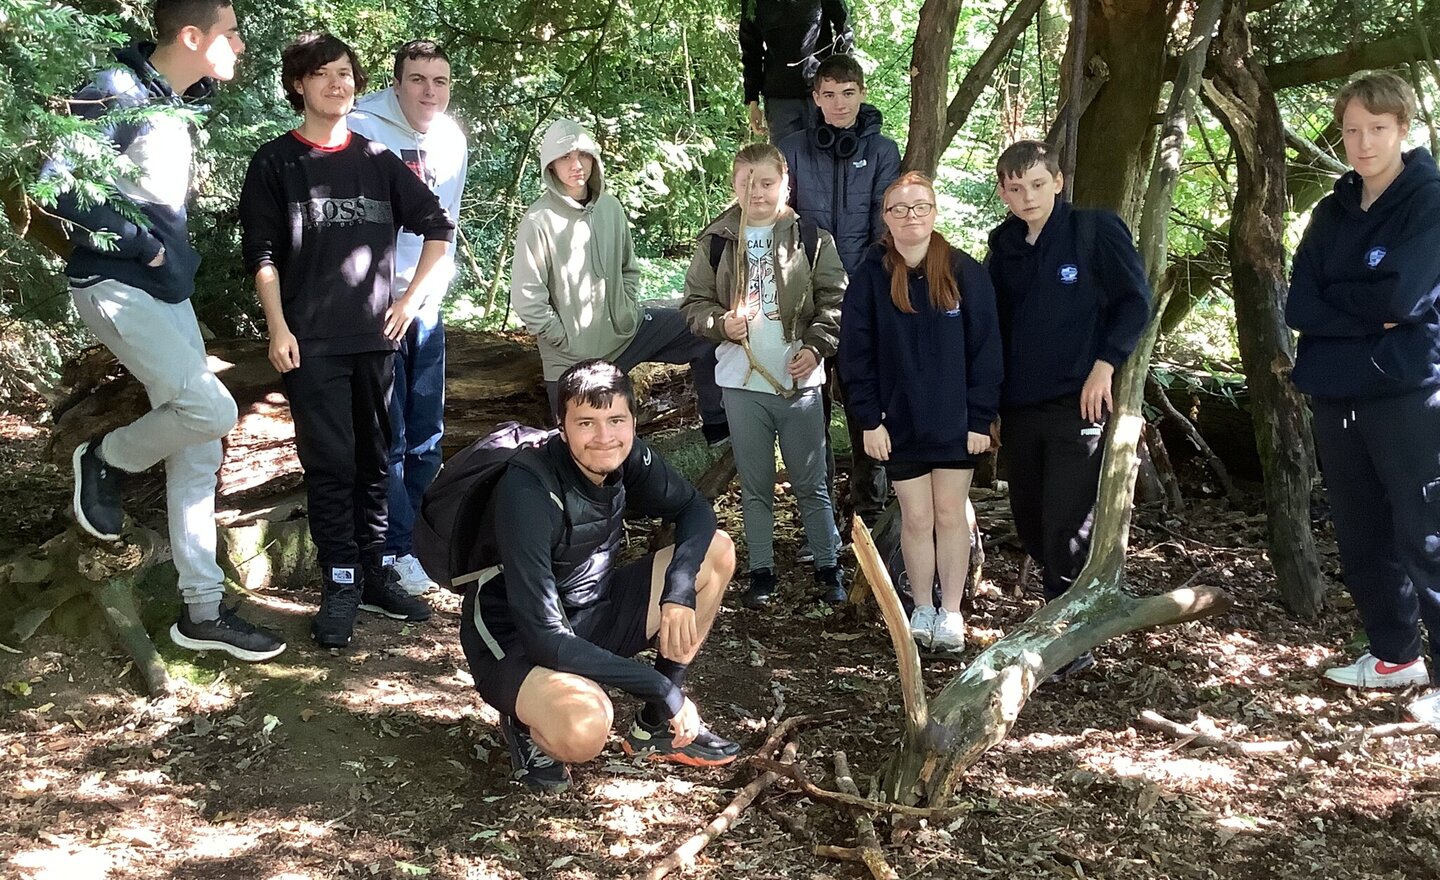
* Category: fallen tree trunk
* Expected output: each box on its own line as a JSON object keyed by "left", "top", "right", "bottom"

{"left": 47, "top": 330, "right": 551, "bottom": 494}
{"left": 877, "top": 0, "right": 1233, "bottom": 806}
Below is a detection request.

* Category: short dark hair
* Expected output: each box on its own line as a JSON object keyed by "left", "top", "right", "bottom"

{"left": 556, "top": 360, "right": 636, "bottom": 422}
{"left": 813, "top": 55, "right": 864, "bottom": 91}
{"left": 153, "top": 0, "right": 232, "bottom": 44}
{"left": 996, "top": 139, "right": 1062, "bottom": 182}
{"left": 392, "top": 39, "right": 450, "bottom": 81}
{"left": 280, "top": 33, "right": 367, "bottom": 114}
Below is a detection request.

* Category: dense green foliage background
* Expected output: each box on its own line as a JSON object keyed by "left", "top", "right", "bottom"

{"left": 1, "top": 0, "right": 1437, "bottom": 393}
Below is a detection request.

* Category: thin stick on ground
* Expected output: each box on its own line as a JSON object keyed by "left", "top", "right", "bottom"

{"left": 749, "top": 757, "right": 968, "bottom": 820}
{"left": 833, "top": 751, "right": 899, "bottom": 880}
{"left": 756, "top": 714, "right": 814, "bottom": 761}
{"left": 645, "top": 741, "right": 799, "bottom": 880}
{"left": 814, "top": 844, "right": 864, "bottom": 862}
{"left": 1137, "top": 710, "right": 1438, "bottom": 756}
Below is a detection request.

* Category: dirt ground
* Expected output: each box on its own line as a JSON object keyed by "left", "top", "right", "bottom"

{"left": 2, "top": 397, "right": 1438, "bottom": 880}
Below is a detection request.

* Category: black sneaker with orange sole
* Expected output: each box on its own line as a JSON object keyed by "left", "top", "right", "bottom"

{"left": 621, "top": 713, "right": 741, "bottom": 767}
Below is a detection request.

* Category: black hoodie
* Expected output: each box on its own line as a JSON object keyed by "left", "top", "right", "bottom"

{"left": 839, "top": 244, "right": 1004, "bottom": 461}
{"left": 1287, "top": 148, "right": 1440, "bottom": 399}
{"left": 987, "top": 199, "right": 1152, "bottom": 409}
{"left": 41, "top": 43, "right": 213, "bottom": 302}
{"left": 739, "top": 0, "right": 854, "bottom": 102}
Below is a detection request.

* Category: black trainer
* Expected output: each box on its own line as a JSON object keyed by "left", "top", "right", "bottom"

{"left": 814, "top": 565, "right": 846, "bottom": 604}
{"left": 500, "top": 715, "right": 571, "bottom": 792}
{"left": 72, "top": 438, "right": 124, "bottom": 541}
{"left": 741, "top": 568, "right": 778, "bottom": 610}
{"left": 621, "top": 712, "right": 741, "bottom": 767}
{"left": 312, "top": 565, "right": 362, "bottom": 648}
{"left": 701, "top": 420, "right": 731, "bottom": 447}
{"left": 360, "top": 565, "right": 432, "bottom": 621}
{"left": 170, "top": 607, "right": 287, "bottom": 662}
{"left": 1045, "top": 651, "right": 1096, "bottom": 685}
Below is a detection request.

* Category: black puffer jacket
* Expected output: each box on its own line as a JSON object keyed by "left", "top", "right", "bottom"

{"left": 41, "top": 43, "right": 214, "bottom": 302}
{"left": 778, "top": 104, "right": 901, "bottom": 277}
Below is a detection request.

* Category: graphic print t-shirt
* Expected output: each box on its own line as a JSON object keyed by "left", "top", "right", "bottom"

{"left": 715, "top": 225, "right": 823, "bottom": 393}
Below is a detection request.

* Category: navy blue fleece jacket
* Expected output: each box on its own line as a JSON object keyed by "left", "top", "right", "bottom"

{"left": 1286, "top": 148, "right": 1440, "bottom": 399}
{"left": 986, "top": 200, "right": 1152, "bottom": 409}
{"left": 838, "top": 244, "right": 1004, "bottom": 461}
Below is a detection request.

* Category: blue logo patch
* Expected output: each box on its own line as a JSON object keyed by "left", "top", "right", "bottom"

{"left": 1059, "top": 264, "right": 1079, "bottom": 284}
{"left": 1367, "top": 247, "right": 1387, "bottom": 269}
{"left": 944, "top": 306, "right": 962, "bottom": 317}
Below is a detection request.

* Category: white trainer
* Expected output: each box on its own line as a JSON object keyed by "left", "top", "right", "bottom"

{"left": 909, "top": 605, "right": 938, "bottom": 649}
{"left": 392, "top": 554, "right": 438, "bottom": 597}
{"left": 1322, "top": 652, "right": 1430, "bottom": 689}
{"left": 1408, "top": 690, "right": 1440, "bottom": 727}
{"left": 930, "top": 609, "right": 966, "bottom": 653}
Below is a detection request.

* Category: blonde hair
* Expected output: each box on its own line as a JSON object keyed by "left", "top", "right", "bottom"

{"left": 1334, "top": 71, "right": 1416, "bottom": 128}
{"left": 881, "top": 172, "right": 960, "bottom": 314}
{"left": 732, "top": 142, "right": 787, "bottom": 178}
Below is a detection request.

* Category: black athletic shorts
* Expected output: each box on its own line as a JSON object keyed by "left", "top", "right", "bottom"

{"left": 883, "top": 459, "right": 976, "bottom": 483}
{"left": 458, "top": 552, "right": 659, "bottom": 718}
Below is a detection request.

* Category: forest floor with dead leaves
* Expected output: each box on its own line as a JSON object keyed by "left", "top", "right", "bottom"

{"left": 1, "top": 395, "right": 1437, "bottom": 880}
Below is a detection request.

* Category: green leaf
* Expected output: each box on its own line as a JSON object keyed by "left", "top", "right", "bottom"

{"left": 394, "top": 861, "right": 431, "bottom": 876}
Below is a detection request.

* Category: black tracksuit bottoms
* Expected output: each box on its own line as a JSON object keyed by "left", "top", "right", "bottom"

{"left": 1000, "top": 394, "right": 1104, "bottom": 600}
{"left": 282, "top": 350, "right": 395, "bottom": 570}
{"left": 1312, "top": 386, "right": 1440, "bottom": 678}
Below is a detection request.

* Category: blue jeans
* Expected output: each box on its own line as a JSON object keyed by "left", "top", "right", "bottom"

{"left": 385, "top": 314, "right": 446, "bottom": 556}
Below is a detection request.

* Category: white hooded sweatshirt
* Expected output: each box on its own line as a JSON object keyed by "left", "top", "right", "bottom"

{"left": 349, "top": 87, "right": 468, "bottom": 317}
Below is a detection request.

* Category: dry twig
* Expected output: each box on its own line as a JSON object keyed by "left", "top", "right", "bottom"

{"left": 749, "top": 757, "right": 967, "bottom": 820}
{"left": 834, "top": 751, "right": 899, "bottom": 880}
{"left": 1138, "top": 710, "right": 1438, "bottom": 757}
{"left": 645, "top": 741, "right": 799, "bottom": 880}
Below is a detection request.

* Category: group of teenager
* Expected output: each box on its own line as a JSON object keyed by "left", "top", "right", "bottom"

{"left": 44, "top": 0, "right": 1440, "bottom": 795}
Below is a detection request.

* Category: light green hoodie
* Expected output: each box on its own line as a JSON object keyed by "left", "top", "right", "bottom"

{"left": 510, "top": 119, "right": 641, "bottom": 380}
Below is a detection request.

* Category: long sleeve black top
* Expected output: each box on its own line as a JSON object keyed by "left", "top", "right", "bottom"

{"left": 480, "top": 436, "right": 716, "bottom": 717}
{"left": 240, "top": 130, "right": 454, "bottom": 357}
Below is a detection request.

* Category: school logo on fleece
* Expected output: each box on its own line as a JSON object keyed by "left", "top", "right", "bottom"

{"left": 1059, "top": 264, "right": 1080, "bottom": 284}
{"left": 1367, "top": 247, "right": 1387, "bottom": 269}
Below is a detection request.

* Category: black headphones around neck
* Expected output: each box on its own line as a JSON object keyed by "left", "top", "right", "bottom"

{"left": 810, "top": 123, "right": 859, "bottom": 159}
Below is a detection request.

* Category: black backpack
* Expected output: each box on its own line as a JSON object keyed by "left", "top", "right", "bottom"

{"left": 709, "top": 216, "right": 821, "bottom": 273}
{"left": 413, "top": 422, "right": 556, "bottom": 593}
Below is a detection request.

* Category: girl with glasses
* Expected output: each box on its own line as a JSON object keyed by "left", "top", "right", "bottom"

{"left": 838, "top": 171, "right": 1003, "bottom": 651}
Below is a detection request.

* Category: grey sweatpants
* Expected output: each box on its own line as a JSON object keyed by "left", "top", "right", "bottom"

{"left": 71, "top": 278, "right": 238, "bottom": 608}
{"left": 723, "top": 386, "right": 839, "bottom": 572}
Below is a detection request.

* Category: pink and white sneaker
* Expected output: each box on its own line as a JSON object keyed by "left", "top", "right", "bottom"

{"left": 1322, "top": 652, "right": 1430, "bottom": 689}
